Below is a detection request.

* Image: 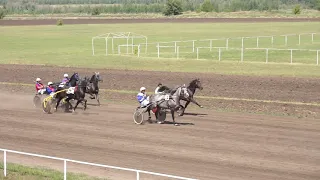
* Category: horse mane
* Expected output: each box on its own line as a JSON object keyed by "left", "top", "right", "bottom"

{"left": 189, "top": 78, "right": 199, "bottom": 87}
{"left": 90, "top": 74, "right": 95, "bottom": 83}
{"left": 158, "top": 85, "right": 170, "bottom": 92}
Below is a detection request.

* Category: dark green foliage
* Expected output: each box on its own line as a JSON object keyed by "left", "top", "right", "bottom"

{"left": 57, "top": 19, "right": 63, "bottom": 25}
{"left": 163, "top": 0, "right": 182, "bottom": 16}
{"left": 293, "top": 4, "right": 301, "bottom": 14}
{"left": 201, "top": 0, "right": 214, "bottom": 12}
{"left": 1, "top": 0, "right": 319, "bottom": 15}
{"left": 0, "top": 8, "right": 6, "bottom": 19}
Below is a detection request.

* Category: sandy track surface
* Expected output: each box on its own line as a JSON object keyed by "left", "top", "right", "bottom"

{"left": 1, "top": 18, "right": 320, "bottom": 26}
{"left": 0, "top": 64, "right": 319, "bottom": 179}
{"left": 1, "top": 64, "right": 320, "bottom": 118}
{"left": 0, "top": 92, "right": 319, "bottom": 180}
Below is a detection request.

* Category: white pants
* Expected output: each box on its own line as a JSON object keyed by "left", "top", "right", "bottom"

{"left": 141, "top": 96, "right": 149, "bottom": 107}
{"left": 38, "top": 89, "right": 46, "bottom": 94}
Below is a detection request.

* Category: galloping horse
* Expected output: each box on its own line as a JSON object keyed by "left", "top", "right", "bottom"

{"left": 149, "top": 85, "right": 190, "bottom": 125}
{"left": 85, "top": 72, "right": 103, "bottom": 106}
{"left": 157, "top": 78, "right": 203, "bottom": 116}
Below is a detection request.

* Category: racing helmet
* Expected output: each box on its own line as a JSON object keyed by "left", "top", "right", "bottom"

{"left": 140, "top": 87, "right": 146, "bottom": 92}
{"left": 48, "top": 82, "right": 53, "bottom": 85}
{"left": 64, "top": 74, "right": 69, "bottom": 78}
{"left": 36, "top": 78, "right": 41, "bottom": 82}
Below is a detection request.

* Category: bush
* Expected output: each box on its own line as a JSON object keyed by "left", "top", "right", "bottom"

{"left": 163, "top": 0, "right": 183, "bottom": 16}
{"left": 91, "top": 7, "right": 101, "bottom": 15}
{"left": 0, "top": 8, "right": 6, "bottom": 19}
{"left": 57, "top": 19, "right": 63, "bottom": 26}
{"left": 293, "top": 5, "right": 301, "bottom": 15}
{"left": 201, "top": 0, "right": 214, "bottom": 12}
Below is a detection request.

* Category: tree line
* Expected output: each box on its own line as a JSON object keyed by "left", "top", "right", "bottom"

{"left": 0, "top": 0, "right": 319, "bottom": 16}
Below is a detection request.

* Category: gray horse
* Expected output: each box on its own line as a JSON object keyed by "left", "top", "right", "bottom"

{"left": 148, "top": 85, "right": 190, "bottom": 126}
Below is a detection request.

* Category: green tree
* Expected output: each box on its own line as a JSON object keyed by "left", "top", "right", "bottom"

{"left": 0, "top": 8, "right": 6, "bottom": 19}
{"left": 201, "top": 0, "right": 214, "bottom": 12}
{"left": 163, "top": 0, "right": 183, "bottom": 16}
{"left": 293, "top": 4, "right": 301, "bottom": 14}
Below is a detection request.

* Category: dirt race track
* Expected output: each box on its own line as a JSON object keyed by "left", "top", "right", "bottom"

{"left": 0, "top": 64, "right": 320, "bottom": 180}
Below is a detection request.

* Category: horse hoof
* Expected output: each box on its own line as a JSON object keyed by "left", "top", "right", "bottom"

{"left": 174, "top": 123, "right": 180, "bottom": 126}
{"left": 200, "top": 106, "right": 204, "bottom": 108}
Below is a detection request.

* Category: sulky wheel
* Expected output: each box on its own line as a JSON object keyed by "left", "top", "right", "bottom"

{"left": 33, "top": 95, "right": 41, "bottom": 108}
{"left": 133, "top": 108, "right": 145, "bottom": 125}
{"left": 42, "top": 99, "right": 52, "bottom": 114}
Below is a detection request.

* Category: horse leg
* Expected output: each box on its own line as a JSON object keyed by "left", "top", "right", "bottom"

{"left": 73, "top": 98, "right": 83, "bottom": 112}
{"left": 65, "top": 97, "right": 73, "bottom": 112}
{"left": 171, "top": 109, "right": 179, "bottom": 126}
{"left": 83, "top": 99, "right": 87, "bottom": 111}
{"left": 55, "top": 97, "right": 62, "bottom": 111}
{"left": 95, "top": 93, "right": 100, "bottom": 106}
{"left": 180, "top": 100, "right": 190, "bottom": 116}
{"left": 189, "top": 97, "right": 203, "bottom": 108}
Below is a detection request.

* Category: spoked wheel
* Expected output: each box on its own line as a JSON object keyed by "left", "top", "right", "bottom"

{"left": 133, "top": 107, "right": 145, "bottom": 125}
{"left": 33, "top": 95, "right": 41, "bottom": 108}
{"left": 42, "top": 99, "right": 52, "bottom": 114}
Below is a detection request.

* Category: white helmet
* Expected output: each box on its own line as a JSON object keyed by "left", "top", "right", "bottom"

{"left": 36, "top": 78, "right": 41, "bottom": 82}
{"left": 48, "top": 82, "right": 53, "bottom": 85}
{"left": 140, "top": 87, "right": 146, "bottom": 92}
{"left": 64, "top": 74, "right": 69, "bottom": 78}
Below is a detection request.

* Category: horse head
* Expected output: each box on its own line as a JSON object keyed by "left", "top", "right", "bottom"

{"left": 190, "top": 78, "right": 203, "bottom": 90}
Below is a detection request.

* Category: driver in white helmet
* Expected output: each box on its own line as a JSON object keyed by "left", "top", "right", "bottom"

{"left": 61, "top": 73, "right": 69, "bottom": 84}
{"left": 137, "top": 87, "right": 149, "bottom": 107}
{"left": 35, "top": 77, "right": 45, "bottom": 94}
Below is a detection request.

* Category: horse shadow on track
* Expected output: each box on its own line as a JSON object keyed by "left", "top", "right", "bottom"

{"left": 182, "top": 112, "right": 208, "bottom": 117}
{"left": 147, "top": 120, "right": 195, "bottom": 126}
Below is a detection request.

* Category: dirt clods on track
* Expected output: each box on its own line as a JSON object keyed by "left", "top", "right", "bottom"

{"left": 0, "top": 64, "right": 320, "bottom": 180}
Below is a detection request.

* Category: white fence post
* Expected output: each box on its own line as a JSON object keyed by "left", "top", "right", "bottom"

{"left": 126, "top": 38, "right": 129, "bottom": 54}
{"left": 266, "top": 49, "right": 269, "bottom": 63}
{"left": 271, "top": 36, "right": 274, "bottom": 47}
{"left": 317, "top": 50, "right": 319, "bottom": 65}
{"left": 241, "top": 48, "right": 244, "bottom": 62}
{"left": 138, "top": 45, "right": 140, "bottom": 57}
{"left": 174, "top": 42, "right": 177, "bottom": 53}
{"left": 210, "top": 40, "right": 212, "bottom": 52}
{"left": 218, "top": 48, "right": 221, "bottom": 61}
{"left": 196, "top": 48, "right": 199, "bottom": 60}
{"left": 290, "top": 49, "right": 293, "bottom": 64}
{"left": 4, "top": 150, "right": 6, "bottom": 177}
{"left": 91, "top": 38, "right": 95, "bottom": 56}
{"left": 105, "top": 38, "right": 108, "bottom": 56}
{"left": 177, "top": 46, "right": 179, "bottom": 59}
{"left": 157, "top": 43, "right": 160, "bottom": 58}
{"left": 112, "top": 38, "right": 114, "bottom": 54}
{"left": 285, "top": 35, "right": 288, "bottom": 46}
{"left": 298, "top": 34, "right": 301, "bottom": 45}
{"left": 136, "top": 171, "right": 140, "bottom": 180}
{"left": 256, "top": 37, "right": 259, "bottom": 48}
{"left": 226, "top": 38, "right": 229, "bottom": 50}
{"left": 64, "top": 160, "right": 67, "bottom": 180}
{"left": 241, "top": 37, "right": 244, "bottom": 49}
{"left": 192, "top": 40, "right": 195, "bottom": 53}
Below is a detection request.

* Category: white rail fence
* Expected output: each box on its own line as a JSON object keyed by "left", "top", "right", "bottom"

{"left": 143, "top": 32, "right": 318, "bottom": 53}
{"left": 194, "top": 47, "right": 320, "bottom": 64}
{"left": 0, "top": 148, "right": 198, "bottom": 180}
